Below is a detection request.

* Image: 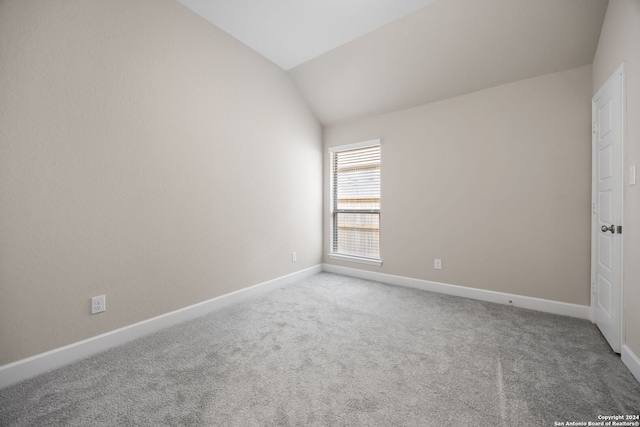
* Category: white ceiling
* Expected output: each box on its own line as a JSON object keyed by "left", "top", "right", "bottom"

{"left": 177, "top": 0, "right": 439, "bottom": 71}
{"left": 177, "top": 0, "right": 608, "bottom": 125}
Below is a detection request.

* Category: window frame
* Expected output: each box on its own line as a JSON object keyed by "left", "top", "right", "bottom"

{"left": 328, "top": 139, "right": 382, "bottom": 266}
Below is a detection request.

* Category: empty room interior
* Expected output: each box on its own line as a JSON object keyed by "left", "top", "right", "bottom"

{"left": 1, "top": 0, "right": 640, "bottom": 425}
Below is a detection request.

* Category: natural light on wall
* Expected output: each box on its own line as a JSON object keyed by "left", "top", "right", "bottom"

{"left": 329, "top": 140, "right": 381, "bottom": 266}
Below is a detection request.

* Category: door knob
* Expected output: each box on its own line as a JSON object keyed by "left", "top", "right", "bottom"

{"left": 601, "top": 224, "right": 615, "bottom": 233}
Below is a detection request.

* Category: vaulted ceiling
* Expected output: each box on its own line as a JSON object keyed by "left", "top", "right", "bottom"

{"left": 178, "top": 0, "right": 608, "bottom": 125}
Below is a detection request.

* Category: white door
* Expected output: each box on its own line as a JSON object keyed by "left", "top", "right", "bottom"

{"left": 592, "top": 63, "right": 625, "bottom": 353}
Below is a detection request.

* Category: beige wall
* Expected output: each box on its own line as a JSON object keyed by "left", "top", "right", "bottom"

{"left": 324, "top": 66, "right": 593, "bottom": 305}
{"left": 0, "top": 0, "right": 322, "bottom": 365}
{"left": 593, "top": 0, "right": 640, "bottom": 357}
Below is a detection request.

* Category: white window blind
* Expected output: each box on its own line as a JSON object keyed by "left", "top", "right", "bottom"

{"left": 330, "top": 142, "right": 381, "bottom": 260}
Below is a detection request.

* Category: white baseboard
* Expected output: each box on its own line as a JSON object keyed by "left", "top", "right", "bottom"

{"left": 0, "top": 265, "right": 322, "bottom": 389}
{"left": 622, "top": 345, "right": 640, "bottom": 383}
{"left": 322, "top": 264, "right": 590, "bottom": 320}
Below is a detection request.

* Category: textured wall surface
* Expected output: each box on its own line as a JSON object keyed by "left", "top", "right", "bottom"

{"left": 593, "top": 0, "right": 640, "bottom": 357}
{"left": 324, "top": 66, "right": 592, "bottom": 306}
{"left": 0, "top": 0, "right": 322, "bottom": 365}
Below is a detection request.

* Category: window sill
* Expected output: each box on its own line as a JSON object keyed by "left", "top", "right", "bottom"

{"left": 328, "top": 253, "right": 383, "bottom": 266}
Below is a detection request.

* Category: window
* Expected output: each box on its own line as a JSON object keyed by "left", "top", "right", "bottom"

{"left": 329, "top": 140, "right": 381, "bottom": 265}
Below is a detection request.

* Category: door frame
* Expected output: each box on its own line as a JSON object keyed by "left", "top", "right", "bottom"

{"left": 590, "top": 62, "right": 626, "bottom": 353}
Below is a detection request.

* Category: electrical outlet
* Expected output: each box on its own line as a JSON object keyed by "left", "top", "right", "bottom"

{"left": 434, "top": 259, "right": 442, "bottom": 270}
{"left": 292, "top": 252, "right": 297, "bottom": 262}
{"left": 91, "top": 295, "right": 106, "bottom": 314}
